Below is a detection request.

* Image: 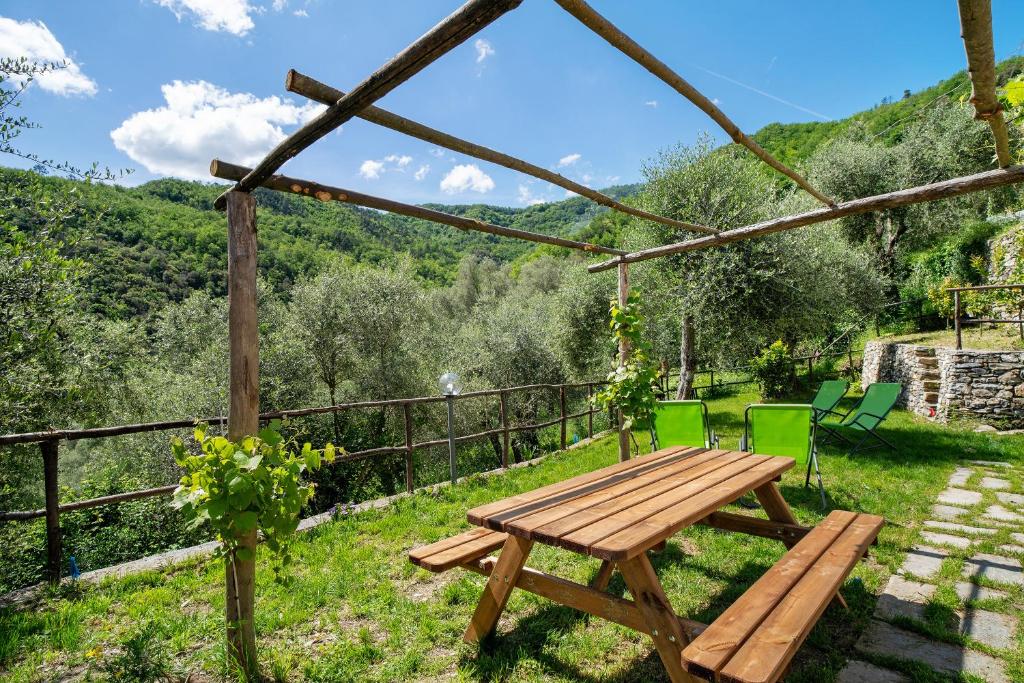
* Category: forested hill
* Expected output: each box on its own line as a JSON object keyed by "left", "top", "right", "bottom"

{"left": 1, "top": 167, "right": 636, "bottom": 319}
{"left": 751, "top": 56, "right": 1024, "bottom": 168}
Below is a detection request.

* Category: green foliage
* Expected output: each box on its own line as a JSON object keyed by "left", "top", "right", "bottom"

{"left": 749, "top": 341, "right": 793, "bottom": 399}
{"left": 101, "top": 622, "right": 172, "bottom": 682}
{"left": 592, "top": 293, "right": 661, "bottom": 429}
{"left": 170, "top": 421, "right": 337, "bottom": 579}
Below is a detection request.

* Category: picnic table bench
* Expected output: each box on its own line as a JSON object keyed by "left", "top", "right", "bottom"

{"left": 409, "top": 446, "right": 883, "bottom": 682}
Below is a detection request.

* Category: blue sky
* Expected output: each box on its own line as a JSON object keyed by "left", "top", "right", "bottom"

{"left": 2, "top": 1, "right": 1024, "bottom": 207}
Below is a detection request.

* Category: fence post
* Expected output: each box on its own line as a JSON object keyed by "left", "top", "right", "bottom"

{"left": 616, "top": 262, "right": 631, "bottom": 462}
{"left": 403, "top": 402, "right": 414, "bottom": 493}
{"left": 954, "top": 290, "right": 962, "bottom": 350}
{"left": 807, "top": 357, "right": 813, "bottom": 385}
{"left": 709, "top": 369, "right": 715, "bottom": 395}
{"left": 559, "top": 385, "right": 567, "bottom": 450}
{"left": 41, "top": 439, "right": 61, "bottom": 583}
{"left": 586, "top": 384, "right": 593, "bottom": 439}
{"left": 499, "top": 390, "right": 510, "bottom": 468}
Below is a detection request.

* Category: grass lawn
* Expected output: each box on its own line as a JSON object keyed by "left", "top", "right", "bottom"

{"left": 878, "top": 325, "right": 1024, "bottom": 351}
{"left": 2, "top": 388, "right": 1024, "bottom": 682}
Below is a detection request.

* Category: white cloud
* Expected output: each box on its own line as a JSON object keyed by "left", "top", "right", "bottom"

{"left": 581, "top": 173, "right": 593, "bottom": 185}
{"left": 644, "top": 100, "right": 658, "bottom": 108}
{"left": 0, "top": 18, "right": 97, "bottom": 96}
{"left": 153, "top": 0, "right": 256, "bottom": 36}
{"left": 359, "top": 159, "right": 385, "bottom": 179}
{"left": 414, "top": 164, "right": 430, "bottom": 181}
{"left": 474, "top": 38, "right": 494, "bottom": 64}
{"left": 606, "top": 175, "right": 620, "bottom": 184}
{"left": 712, "top": 97, "right": 721, "bottom": 105}
{"left": 271, "top": 0, "right": 287, "bottom": 10}
{"left": 557, "top": 153, "right": 581, "bottom": 167}
{"left": 428, "top": 148, "right": 445, "bottom": 158}
{"left": 517, "top": 184, "right": 545, "bottom": 206}
{"left": 440, "top": 164, "right": 494, "bottom": 194}
{"left": 384, "top": 154, "right": 412, "bottom": 168}
{"left": 293, "top": 9, "right": 308, "bottom": 17}
{"left": 110, "top": 80, "right": 325, "bottom": 180}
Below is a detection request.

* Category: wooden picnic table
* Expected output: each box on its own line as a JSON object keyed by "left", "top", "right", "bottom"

{"left": 410, "top": 445, "right": 882, "bottom": 683}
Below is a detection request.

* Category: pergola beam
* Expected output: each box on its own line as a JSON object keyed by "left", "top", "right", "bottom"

{"left": 286, "top": 70, "right": 718, "bottom": 235}
{"left": 214, "top": 0, "right": 523, "bottom": 209}
{"left": 210, "top": 160, "right": 625, "bottom": 255}
{"left": 957, "top": 0, "right": 1013, "bottom": 167}
{"left": 588, "top": 165, "right": 1024, "bottom": 272}
{"left": 553, "top": 0, "right": 836, "bottom": 208}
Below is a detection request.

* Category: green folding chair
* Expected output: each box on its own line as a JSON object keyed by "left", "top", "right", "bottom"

{"left": 743, "top": 404, "right": 825, "bottom": 508}
{"left": 818, "top": 382, "right": 901, "bottom": 456}
{"left": 811, "top": 379, "right": 848, "bottom": 425}
{"left": 650, "top": 400, "right": 718, "bottom": 450}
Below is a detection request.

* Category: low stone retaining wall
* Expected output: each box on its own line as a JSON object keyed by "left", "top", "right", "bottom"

{"left": 861, "top": 341, "right": 1024, "bottom": 426}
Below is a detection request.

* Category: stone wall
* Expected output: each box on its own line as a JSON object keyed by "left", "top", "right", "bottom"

{"left": 862, "top": 340, "right": 1024, "bottom": 426}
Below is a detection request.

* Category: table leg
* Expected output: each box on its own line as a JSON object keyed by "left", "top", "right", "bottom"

{"left": 590, "top": 560, "right": 615, "bottom": 591}
{"left": 754, "top": 481, "right": 799, "bottom": 549}
{"left": 617, "top": 553, "right": 698, "bottom": 683}
{"left": 464, "top": 534, "right": 533, "bottom": 643}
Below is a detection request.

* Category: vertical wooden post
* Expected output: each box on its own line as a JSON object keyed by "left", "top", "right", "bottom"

{"left": 225, "top": 190, "right": 258, "bottom": 678}
{"left": 807, "top": 356, "right": 813, "bottom": 385}
{"left": 403, "top": 402, "right": 414, "bottom": 493}
{"left": 586, "top": 384, "right": 594, "bottom": 439}
{"left": 41, "top": 440, "right": 61, "bottom": 583}
{"left": 617, "top": 262, "right": 631, "bottom": 462}
{"left": 559, "top": 385, "right": 568, "bottom": 450}
{"left": 498, "top": 390, "right": 509, "bottom": 468}
{"left": 954, "top": 290, "right": 962, "bottom": 350}
{"left": 709, "top": 369, "right": 714, "bottom": 396}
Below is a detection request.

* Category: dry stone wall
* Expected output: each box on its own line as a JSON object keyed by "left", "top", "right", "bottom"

{"left": 862, "top": 341, "right": 1024, "bottom": 427}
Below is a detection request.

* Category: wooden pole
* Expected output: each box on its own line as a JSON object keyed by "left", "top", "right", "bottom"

{"left": 215, "top": 0, "right": 523, "bottom": 209}
{"left": 286, "top": 70, "right": 718, "bottom": 236}
{"left": 586, "top": 384, "right": 594, "bottom": 439}
{"left": 617, "top": 263, "right": 631, "bottom": 462}
{"left": 211, "top": 160, "right": 624, "bottom": 256}
{"left": 499, "top": 390, "right": 510, "bottom": 468}
{"left": 559, "top": 385, "right": 568, "bottom": 450}
{"left": 588, "top": 166, "right": 1024, "bottom": 272}
{"left": 955, "top": 290, "right": 963, "bottom": 350}
{"left": 41, "top": 440, "right": 61, "bottom": 583}
{"left": 554, "top": 0, "right": 834, "bottom": 208}
{"left": 957, "top": 0, "right": 1013, "bottom": 167}
{"left": 403, "top": 402, "right": 415, "bottom": 493}
{"left": 225, "top": 190, "right": 259, "bottom": 677}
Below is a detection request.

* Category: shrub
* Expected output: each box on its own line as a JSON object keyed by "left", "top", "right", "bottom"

{"left": 750, "top": 341, "right": 793, "bottom": 399}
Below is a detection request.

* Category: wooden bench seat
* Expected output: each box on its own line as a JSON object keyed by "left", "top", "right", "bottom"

{"left": 682, "top": 510, "right": 883, "bottom": 683}
{"left": 409, "top": 528, "right": 508, "bottom": 573}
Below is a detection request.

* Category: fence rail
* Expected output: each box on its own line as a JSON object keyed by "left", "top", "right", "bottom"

{"left": 0, "top": 380, "right": 605, "bottom": 582}
{"left": 948, "top": 283, "right": 1024, "bottom": 350}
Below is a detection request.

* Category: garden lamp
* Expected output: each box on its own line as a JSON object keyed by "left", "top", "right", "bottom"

{"left": 439, "top": 372, "right": 462, "bottom": 482}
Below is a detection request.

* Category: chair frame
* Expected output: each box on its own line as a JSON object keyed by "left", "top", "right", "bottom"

{"left": 650, "top": 400, "right": 718, "bottom": 451}
{"left": 811, "top": 380, "right": 849, "bottom": 425}
{"left": 817, "top": 388, "right": 899, "bottom": 456}
{"left": 744, "top": 404, "right": 826, "bottom": 509}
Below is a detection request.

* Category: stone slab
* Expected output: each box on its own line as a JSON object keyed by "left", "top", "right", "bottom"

{"left": 855, "top": 620, "right": 1008, "bottom": 683}
{"left": 924, "top": 520, "right": 997, "bottom": 536}
{"left": 920, "top": 531, "right": 972, "bottom": 549}
{"left": 875, "top": 576, "right": 935, "bottom": 622}
{"left": 981, "top": 476, "right": 1012, "bottom": 490}
{"left": 999, "top": 544, "right": 1024, "bottom": 554}
{"left": 962, "top": 553, "right": 1024, "bottom": 586}
{"left": 836, "top": 660, "right": 909, "bottom": 683}
{"left": 967, "top": 460, "right": 1013, "bottom": 468}
{"left": 899, "top": 545, "right": 948, "bottom": 579}
{"left": 959, "top": 608, "right": 1018, "bottom": 650}
{"left": 997, "top": 491, "right": 1024, "bottom": 506}
{"left": 931, "top": 504, "right": 970, "bottom": 520}
{"left": 1012, "top": 532, "right": 1024, "bottom": 545}
{"left": 938, "top": 488, "right": 983, "bottom": 505}
{"left": 948, "top": 467, "right": 974, "bottom": 487}
{"left": 985, "top": 505, "right": 1024, "bottom": 523}
{"left": 955, "top": 581, "right": 1009, "bottom": 602}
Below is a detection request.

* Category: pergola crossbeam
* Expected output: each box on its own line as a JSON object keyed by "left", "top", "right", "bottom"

{"left": 957, "top": 0, "right": 1013, "bottom": 167}
{"left": 553, "top": 0, "right": 836, "bottom": 208}
{"left": 213, "top": 0, "right": 523, "bottom": 210}
{"left": 588, "top": 165, "right": 1024, "bottom": 272}
{"left": 286, "top": 70, "right": 719, "bottom": 235}
{"left": 210, "top": 160, "right": 624, "bottom": 256}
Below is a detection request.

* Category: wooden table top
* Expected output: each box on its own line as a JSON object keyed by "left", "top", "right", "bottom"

{"left": 467, "top": 447, "right": 794, "bottom": 561}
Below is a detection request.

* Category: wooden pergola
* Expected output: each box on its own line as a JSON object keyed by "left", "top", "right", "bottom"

{"left": 207, "top": 0, "right": 1017, "bottom": 661}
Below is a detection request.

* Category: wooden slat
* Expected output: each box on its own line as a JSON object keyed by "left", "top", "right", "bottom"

{"left": 506, "top": 450, "right": 738, "bottom": 536}
{"left": 698, "top": 511, "right": 811, "bottom": 545}
{"left": 555, "top": 455, "right": 775, "bottom": 557}
{"left": 409, "top": 528, "right": 508, "bottom": 572}
{"left": 467, "top": 446, "right": 698, "bottom": 526}
{"left": 587, "top": 458, "right": 793, "bottom": 560}
{"left": 681, "top": 511, "right": 857, "bottom": 679}
{"left": 718, "top": 513, "right": 884, "bottom": 683}
{"left": 525, "top": 451, "right": 750, "bottom": 544}
{"left": 464, "top": 534, "right": 533, "bottom": 643}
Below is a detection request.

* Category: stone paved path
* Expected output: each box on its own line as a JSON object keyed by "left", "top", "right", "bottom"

{"left": 839, "top": 460, "right": 1024, "bottom": 682}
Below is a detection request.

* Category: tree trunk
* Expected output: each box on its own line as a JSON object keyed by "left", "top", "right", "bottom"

{"left": 328, "top": 384, "right": 341, "bottom": 443}
{"left": 676, "top": 313, "right": 696, "bottom": 399}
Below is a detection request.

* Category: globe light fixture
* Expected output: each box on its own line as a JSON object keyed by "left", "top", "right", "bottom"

{"left": 439, "top": 371, "right": 462, "bottom": 396}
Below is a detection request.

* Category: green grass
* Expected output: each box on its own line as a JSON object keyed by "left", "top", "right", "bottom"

{"left": 2, "top": 389, "right": 1023, "bottom": 682}
{"left": 879, "top": 326, "right": 1024, "bottom": 352}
